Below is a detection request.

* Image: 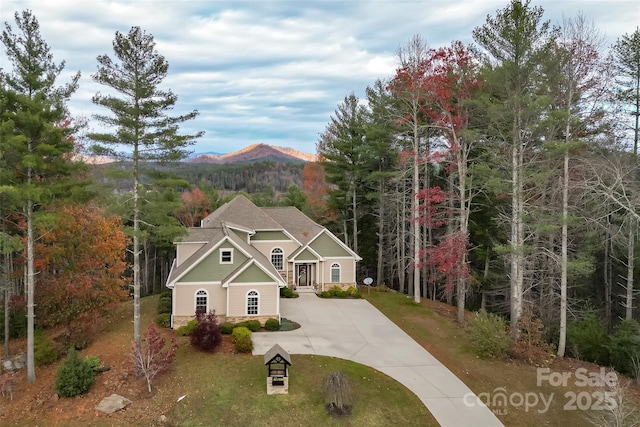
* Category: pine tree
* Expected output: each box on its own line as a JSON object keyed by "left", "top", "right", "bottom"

{"left": 89, "top": 26, "right": 203, "bottom": 352}
{"left": 1, "top": 10, "right": 81, "bottom": 383}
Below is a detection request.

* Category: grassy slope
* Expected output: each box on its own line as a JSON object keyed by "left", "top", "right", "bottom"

{"left": 364, "top": 290, "right": 640, "bottom": 427}
{"left": 2, "top": 295, "right": 437, "bottom": 427}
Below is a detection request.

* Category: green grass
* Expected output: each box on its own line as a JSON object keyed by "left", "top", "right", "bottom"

{"left": 166, "top": 350, "right": 436, "bottom": 427}
{"left": 364, "top": 290, "right": 640, "bottom": 427}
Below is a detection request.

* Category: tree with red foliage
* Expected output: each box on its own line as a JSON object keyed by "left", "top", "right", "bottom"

{"left": 174, "top": 188, "right": 211, "bottom": 228}
{"left": 34, "top": 205, "right": 129, "bottom": 344}
{"left": 422, "top": 41, "right": 481, "bottom": 323}
{"left": 132, "top": 321, "right": 177, "bottom": 393}
{"left": 190, "top": 310, "right": 222, "bottom": 352}
{"left": 302, "top": 161, "right": 337, "bottom": 224}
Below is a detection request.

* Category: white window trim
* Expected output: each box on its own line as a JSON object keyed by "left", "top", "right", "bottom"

{"left": 195, "top": 289, "right": 209, "bottom": 314}
{"left": 220, "top": 248, "right": 234, "bottom": 264}
{"left": 271, "top": 247, "right": 284, "bottom": 271}
{"left": 330, "top": 263, "right": 341, "bottom": 283}
{"left": 246, "top": 289, "right": 260, "bottom": 316}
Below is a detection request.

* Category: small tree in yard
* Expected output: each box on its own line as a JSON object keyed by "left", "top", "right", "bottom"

{"left": 55, "top": 348, "right": 95, "bottom": 397}
{"left": 190, "top": 310, "right": 222, "bottom": 352}
{"left": 132, "top": 322, "right": 177, "bottom": 393}
{"left": 323, "top": 371, "right": 353, "bottom": 417}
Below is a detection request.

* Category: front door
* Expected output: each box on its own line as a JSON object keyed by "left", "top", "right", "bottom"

{"left": 296, "top": 264, "right": 311, "bottom": 287}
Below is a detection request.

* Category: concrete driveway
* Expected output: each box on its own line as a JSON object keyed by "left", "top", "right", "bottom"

{"left": 252, "top": 293, "right": 503, "bottom": 427}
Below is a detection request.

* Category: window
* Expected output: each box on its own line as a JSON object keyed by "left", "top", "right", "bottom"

{"left": 220, "top": 249, "right": 233, "bottom": 264}
{"left": 247, "top": 290, "right": 259, "bottom": 315}
{"left": 330, "top": 263, "right": 341, "bottom": 283}
{"left": 271, "top": 248, "right": 284, "bottom": 270}
{"left": 195, "top": 289, "right": 207, "bottom": 314}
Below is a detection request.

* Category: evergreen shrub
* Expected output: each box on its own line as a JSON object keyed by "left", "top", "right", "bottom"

{"left": 265, "top": 318, "right": 280, "bottom": 331}
{"left": 55, "top": 348, "right": 95, "bottom": 397}
{"left": 176, "top": 319, "right": 198, "bottom": 336}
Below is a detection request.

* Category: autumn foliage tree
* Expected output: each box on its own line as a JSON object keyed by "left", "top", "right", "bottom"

{"left": 131, "top": 321, "right": 177, "bottom": 393}
{"left": 302, "top": 161, "right": 337, "bottom": 224}
{"left": 35, "top": 205, "right": 129, "bottom": 345}
{"left": 174, "top": 188, "right": 210, "bottom": 227}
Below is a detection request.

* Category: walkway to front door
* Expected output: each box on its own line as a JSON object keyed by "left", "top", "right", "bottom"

{"left": 252, "top": 294, "right": 503, "bottom": 427}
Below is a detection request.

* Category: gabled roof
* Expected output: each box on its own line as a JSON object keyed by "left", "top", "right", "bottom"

{"left": 166, "top": 219, "right": 286, "bottom": 288}
{"left": 261, "top": 206, "right": 323, "bottom": 245}
{"left": 201, "top": 195, "right": 281, "bottom": 230}
{"left": 264, "top": 343, "right": 292, "bottom": 366}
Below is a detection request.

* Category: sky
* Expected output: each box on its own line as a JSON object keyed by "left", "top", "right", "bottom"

{"left": 1, "top": 1, "right": 639, "bottom": 155}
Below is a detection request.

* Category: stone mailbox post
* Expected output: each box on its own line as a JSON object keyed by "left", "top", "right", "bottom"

{"left": 264, "top": 343, "right": 291, "bottom": 395}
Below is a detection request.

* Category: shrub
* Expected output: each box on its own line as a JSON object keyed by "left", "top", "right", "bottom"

{"left": 264, "top": 318, "right": 280, "bottom": 331}
{"left": 235, "top": 336, "right": 253, "bottom": 353}
{"left": 320, "top": 291, "right": 332, "bottom": 298}
{"left": 566, "top": 313, "right": 609, "bottom": 364}
{"left": 323, "top": 371, "right": 352, "bottom": 417}
{"left": 346, "top": 286, "right": 362, "bottom": 298}
{"left": 190, "top": 310, "right": 222, "bottom": 352}
{"left": 511, "top": 308, "right": 554, "bottom": 365}
{"left": 176, "top": 319, "right": 197, "bottom": 336}
{"left": 34, "top": 329, "right": 58, "bottom": 366}
{"left": 280, "top": 287, "right": 299, "bottom": 298}
{"left": 467, "top": 311, "right": 510, "bottom": 359}
{"left": 84, "top": 355, "right": 102, "bottom": 372}
{"left": 220, "top": 322, "right": 235, "bottom": 335}
{"left": 157, "top": 297, "right": 172, "bottom": 315}
{"left": 607, "top": 319, "right": 640, "bottom": 377}
{"left": 231, "top": 326, "right": 252, "bottom": 343}
{"left": 156, "top": 313, "right": 171, "bottom": 328}
{"left": 236, "top": 320, "right": 261, "bottom": 332}
{"left": 55, "top": 348, "right": 95, "bottom": 397}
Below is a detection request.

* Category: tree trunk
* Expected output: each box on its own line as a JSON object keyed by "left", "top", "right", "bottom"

{"left": 626, "top": 221, "right": 635, "bottom": 320}
{"left": 604, "top": 215, "right": 612, "bottom": 329}
{"left": 26, "top": 196, "right": 35, "bottom": 383}
{"left": 412, "top": 122, "right": 421, "bottom": 303}
{"left": 133, "top": 155, "right": 141, "bottom": 353}
{"left": 558, "top": 149, "right": 569, "bottom": 357}
{"left": 352, "top": 185, "right": 358, "bottom": 255}
{"left": 376, "top": 178, "right": 384, "bottom": 286}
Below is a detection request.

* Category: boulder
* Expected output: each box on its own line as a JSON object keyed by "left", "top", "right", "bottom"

{"left": 95, "top": 394, "right": 132, "bottom": 414}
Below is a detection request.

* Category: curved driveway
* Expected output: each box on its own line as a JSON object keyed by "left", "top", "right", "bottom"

{"left": 252, "top": 293, "right": 503, "bottom": 427}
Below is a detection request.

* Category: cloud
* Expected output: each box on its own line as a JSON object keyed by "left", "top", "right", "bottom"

{"left": 2, "top": 0, "right": 638, "bottom": 154}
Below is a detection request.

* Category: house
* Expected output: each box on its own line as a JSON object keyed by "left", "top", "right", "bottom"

{"left": 166, "top": 195, "right": 361, "bottom": 328}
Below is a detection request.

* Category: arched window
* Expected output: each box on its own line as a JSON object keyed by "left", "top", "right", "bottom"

{"left": 271, "top": 247, "right": 284, "bottom": 270}
{"left": 247, "top": 290, "right": 259, "bottom": 315}
{"left": 330, "top": 263, "right": 341, "bottom": 283}
{"left": 195, "top": 289, "right": 208, "bottom": 314}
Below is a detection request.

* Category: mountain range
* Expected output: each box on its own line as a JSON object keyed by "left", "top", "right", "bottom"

{"left": 79, "top": 143, "right": 317, "bottom": 165}
{"left": 186, "top": 143, "right": 317, "bottom": 164}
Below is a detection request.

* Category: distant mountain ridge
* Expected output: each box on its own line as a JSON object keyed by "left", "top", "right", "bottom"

{"left": 187, "top": 143, "right": 317, "bottom": 164}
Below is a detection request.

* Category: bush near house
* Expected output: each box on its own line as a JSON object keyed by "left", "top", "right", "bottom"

{"left": 280, "top": 287, "right": 299, "bottom": 298}
{"left": 235, "top": 320, "right": 261, "bottom": 332}
{"left": 156, "top": 313, "right": 171, "bottom": 328}
{"left": 220, "top": 322, "right": 235, "bottom": 334}
{"left": 319, "top": 286, "right": 362, "bottom": 299}
{"left": 157, "top": 293, "right": 172, "bottom": 315}
{"left": 265, "top": 318, "right": 280, "bottom": 331}
{"left": 190, "top": 311, "right": 222, "bottom": 352}
{"left": 176, "top": 319, "right": 198, "bottom": 336}
{"left": 231, "top": 326, "right": 252, "bottom": 343}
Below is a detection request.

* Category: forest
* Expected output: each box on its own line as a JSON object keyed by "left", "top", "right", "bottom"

{"left": 1, "top": 0, "right": 639, "bottom": 386}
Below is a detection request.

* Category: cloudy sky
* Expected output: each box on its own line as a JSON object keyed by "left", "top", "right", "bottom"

{"left": 2, "top": 1, "right": 639, "bottom": 155}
